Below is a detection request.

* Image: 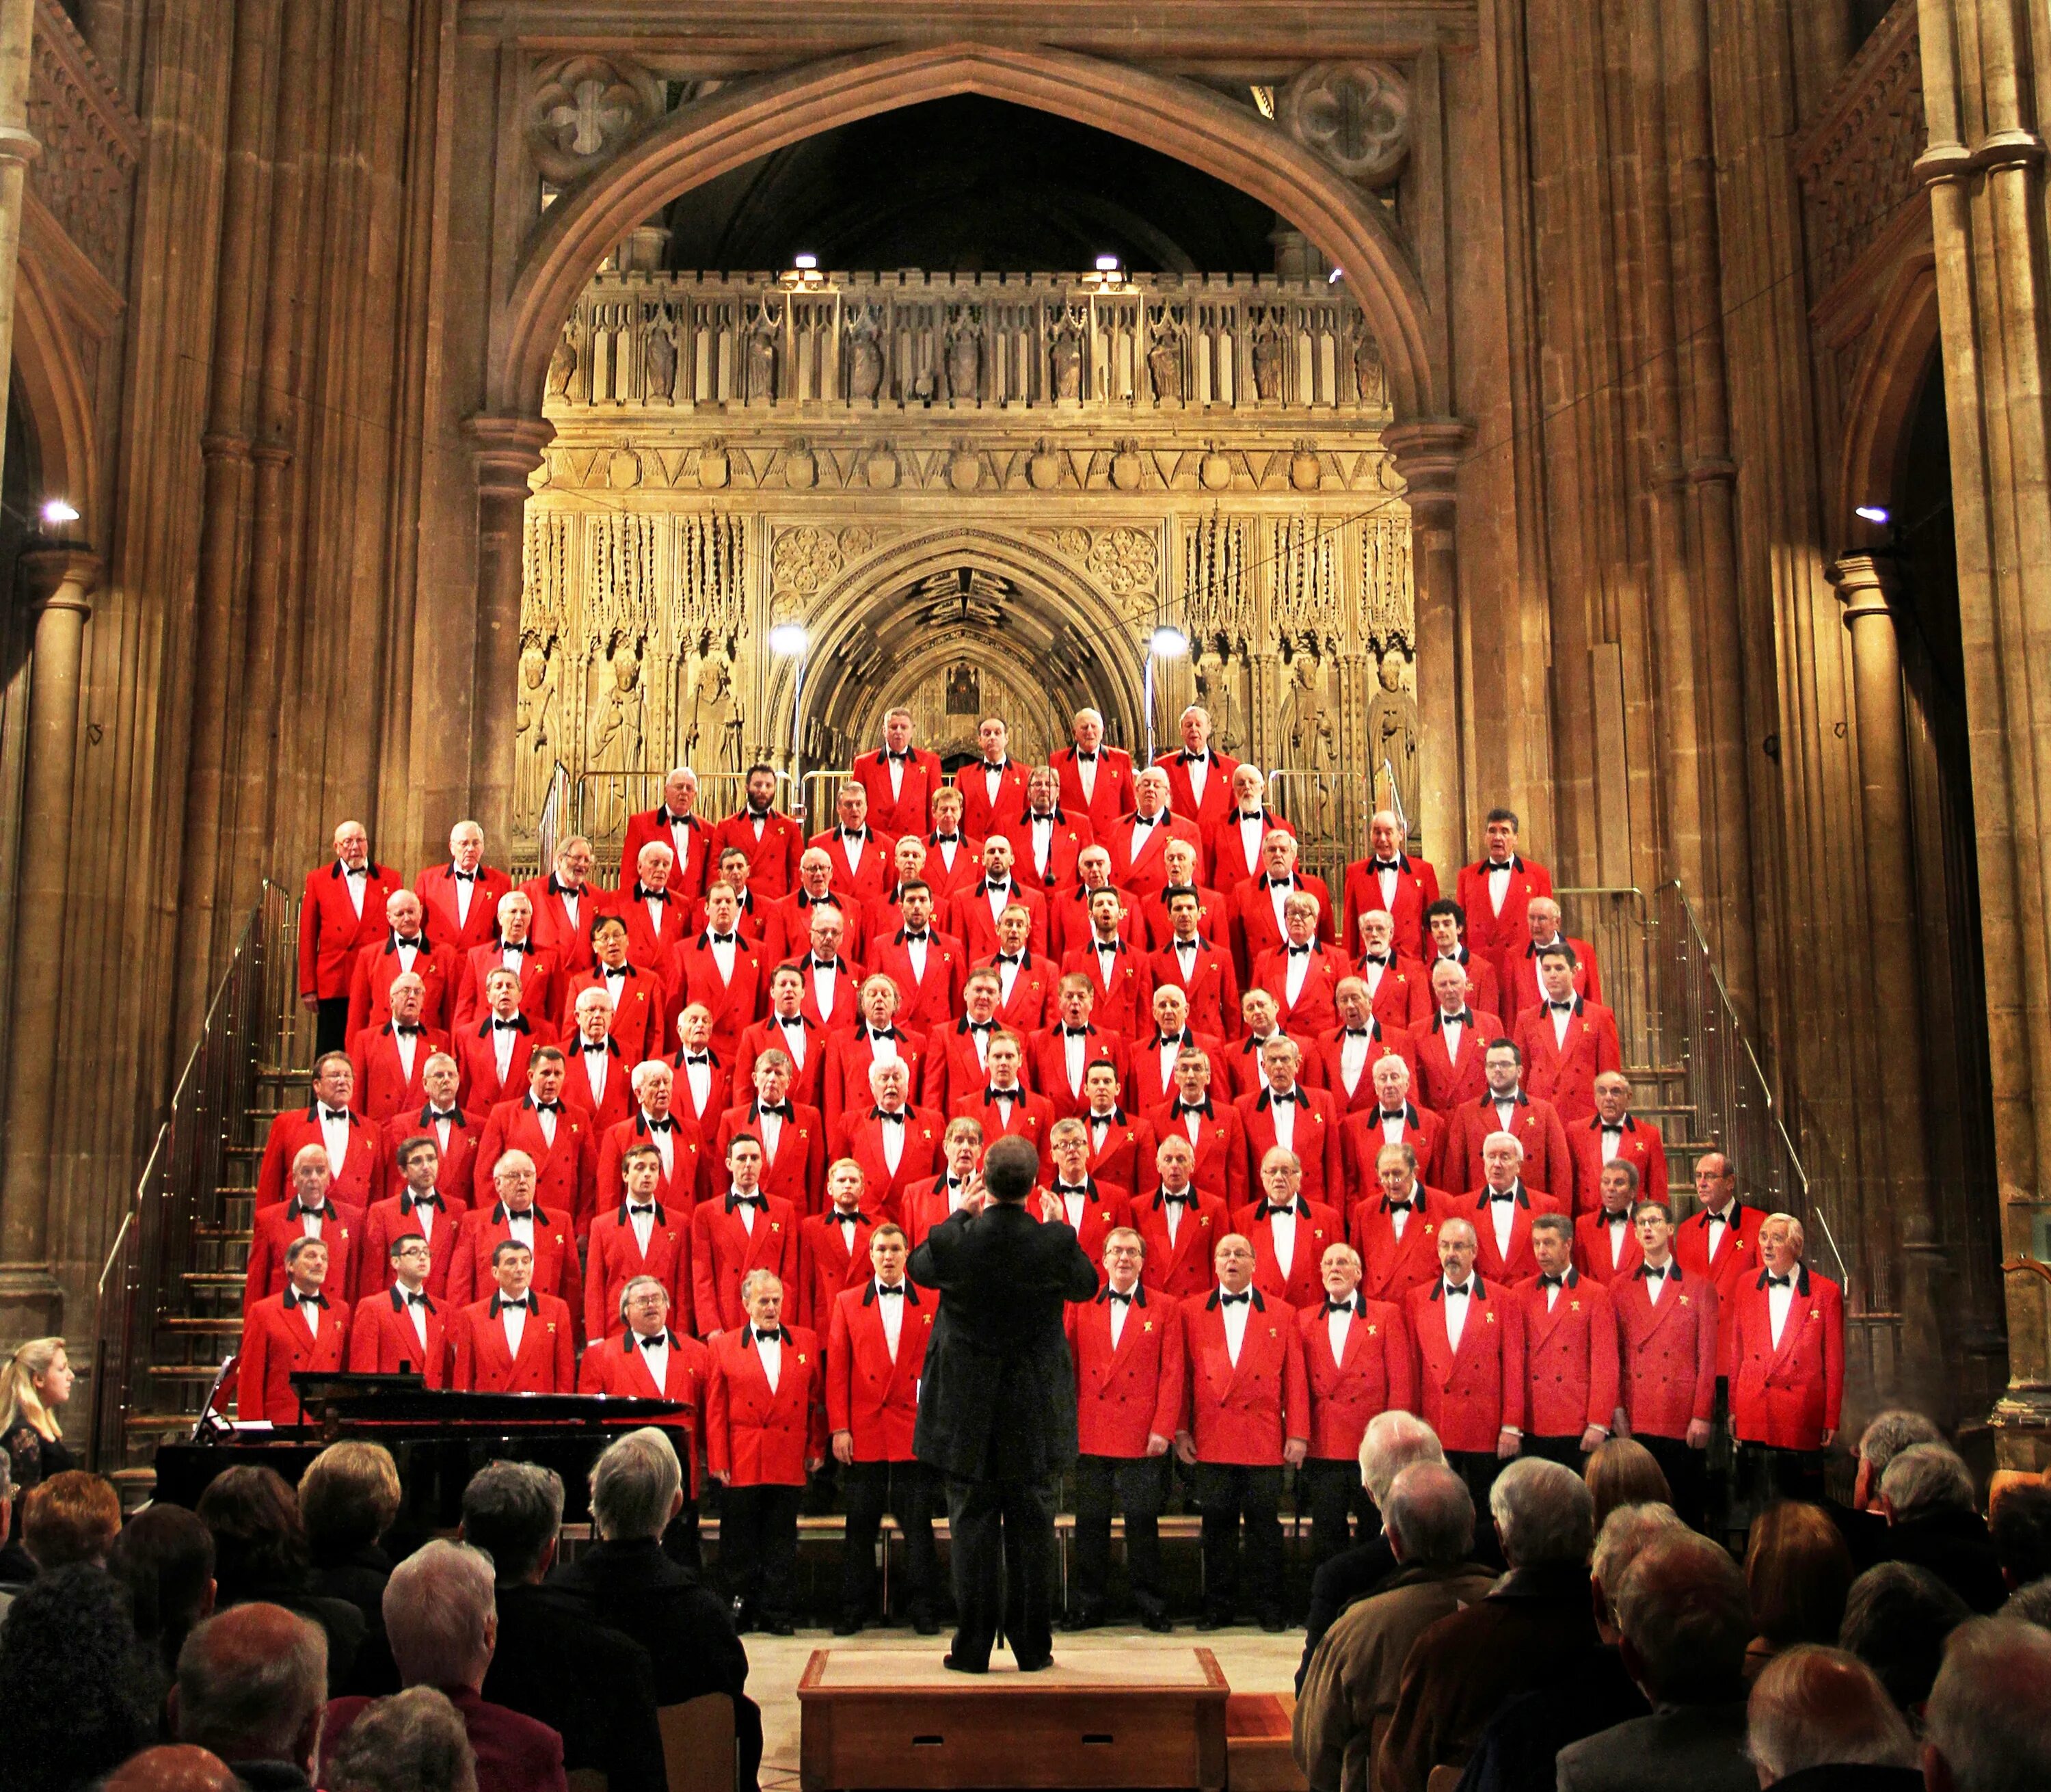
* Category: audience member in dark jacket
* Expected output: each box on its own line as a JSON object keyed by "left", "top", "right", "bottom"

{"left": 1742, "top": 1644, "right": 1923, "bottom": 1792}
{"left": 1873, "top": 1445, "right": 2006, "bottom": 1614}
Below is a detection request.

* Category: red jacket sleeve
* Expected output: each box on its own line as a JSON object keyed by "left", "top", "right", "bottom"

{"left": 236, "top": 1308, "right": 269, "bottom": 1419}
{"left": 449, "top": 1309, "right": 475, "bottom": 1389}
{"left": 299, "top": 876, "right": 321, "bottom": 1000}
{"left": 1281, "top": 1319, "right": 1311, "bottom": 1444}
{"left": 690, "top": 1207, "right": 721, "bottom": 1339}
{"left": 1150, "top": 1297, "right": 1186, "bottom": 1443}
{"left": 1693, "top": 1285, "right": 1721, "bottom": 1423}
{"left": 1384, "top": 1304, "right": 1417, "bottom": 1415}
{"left": 1499, "top": 1288, "right": 1529, "bottom": 1434}
{"left": 706, "top": 1350, "right": 732, "bottom": 1477}
{"left": 826, "top": 1294, "right": 855, "bottom": 1434}
{"left": 552, "top": 1300, "right": 576, "bottom": 1390}
{"left": 1587, "top": 1284, "right": 1620, "bottom": 1430}
{"left": 446, "top": 1216, "right": 479, "bottom": 1310}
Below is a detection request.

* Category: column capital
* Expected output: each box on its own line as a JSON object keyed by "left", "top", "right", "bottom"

{"left": 1382, "top": 418, "right": 1471, "bottom": 529}
{"left": 1827, "top": 552, "right": 1902, "bottom": 628}
{"left": 19, "top": 544, "right": 102, "bottom": 618}
{"left": 0, "top": 124, "right": 40, "bottom": 172}
{"left": 464, "top": 413, "right": 554, "bottom": 500}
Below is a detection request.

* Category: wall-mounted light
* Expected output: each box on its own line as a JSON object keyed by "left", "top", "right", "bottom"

{"left": 768, "top": 622, "right": 809, "bottom": 657}
{"left": 1328, "top": 267, "right": 1345, "bottom": 284}
{"left": 1084, "top": 254, "right": 1129, "bottom": 294}
{"left": 780, "top": 253, "right": 828, "bottom": 292}
{"left": 40, "top": 498, "right": 79, "bottom": 526}
{"left": 1854, "top": 505, "right": 1892, "bottom": 526}
{"left": 1149, "top": 626, "right": 1190, "bottom": 659}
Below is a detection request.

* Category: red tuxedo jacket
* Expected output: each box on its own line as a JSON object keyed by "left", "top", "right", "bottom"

{"left": 1613, "top": 1262, "right": 1719, "bottom": 1438}
{"left": 1038, "top": 1177, "right": 1136, "bottom": 1268}
{"left": 1456, "top": 856, "right": 1556, "bottom": 986}
{"left": 578, "top": 1330, "right": 711, "bottom": 1488}
{"left": 243, "top": 1199, "right": 366, "bottom": 1314}
{"left": 868, "top": 931, "right": 966, "bottom": 1033}
{"left": 1574, "top": 1210, "right": 1646, "bottom": 1285}
{"left": 1412, "top": 1009, "right": 1504, "bottom": 1114}
{"left": 1026, "top": 1023, "right": 1128, "bottom": 1120}
{"left": 1105, "top": 812, "right": 1207, "bottom": 903}
{"left": 949, "top": 1084, "right": 1056, "bottom": 1178}
{"left": 1233, "top": 1086, "right": 1346, "bottom": 1207}
{"left": 825, "top": 1028, "right": 931, "bottom": 1135}
{"left": 734, "top": 1015, "right": 830, "bottom": 1113}
{"left": 1144, "top": 1101, "right": 1251, "bottom": 1209}
{"left": 1406, "top": 1274, "right": 1526, "bottom": 1452}
{"left": 1004, "top": 812, "right": 1095, "bottom": 896}
{"left": 829, "top": 1106, "right": 946, "bottom": 1222}
{"left": 1502, "top": 935, "right": 1605, "bottom": 1021}
{"left": 1067, "top": 1282, "right": 1185, "bottom": 1456}
{"left": 237, "top": 1290, "right": 349, "bottom": 1423}
{"left": 1341, "top": 1104, "right": 1445, "bottom": 1192}
{"left": 301, "top": 859, "right": 410, "bottom": 1001}
{"left": 561, "top": 1035, "right": 639, "bottom": 1136}
{"left": 708, "top": 1322, "right": 827, "bottom": 1484}
{"left": 454, "top": 1015, "right": 557, "bottom": 1115}
{"left": 257, "top": 1106, "right": 384, "bottom": 1212}
{"left": 764, "top": 888, "right": 872, "bottom": 969}
{"left": 347, "top": 1284, "right": 448, "bottom": 1386}
{"left": 953, "top": 759, "right": 1032, "bottom": 840}
{"left": 451, "top": 1290, "right": 576, "bottom": 1392}
{"left": 1514, "top": 1270, "right": 1619, "bottom": 1439}
{"left": 811, "top": 827, "right": 897, "bottom": 905}
{"left": 1341, "top": 855, "right": 1442, "bottom": 964}
{"left": 1515, "top": 998, "right": 1623, "bottom": 1123}
{"left": 1672, "top": 1203, "right": 1767, "bottom": 1311}
{"left": 853, "top": 746, "right": 946, "bottom": 838}
{"left": 444, "top": 1199, "right": 585, "bottom": 1324}
{"left": 1423, "top": 950, "right": 1502, "bottom": 1024}
{"left": 1147, "top": 938, "right": 1240, "bottom": 1041}
{"left": 898, "top": 1175, "right": 978, "bottom": 1250}
{"left": 1132, "top": 1188, "right": 1231, "bottom": 1300}
{"left": 1348, "top": 1183, "right": 1457, "bottom": 1307}
{"left": 475, "top": 1096, "right": 598, "bottom": 1231}
{"left": 918, "top": 832, "right": 987, "bottom": 902}
{"left": 950, "top": 881, "right": 1049, "bottom": 959}
{"left": 1311, "top": 1021, "right": 1417, "bottom": 1117}
{"left": 796, "top": 1210, "right": 876, "bottom": 1331}
{"left": 1213, "top": 1031, "right": 1319, "bottom": 1104}
{"left": 1354, "top": 954, "right": 1434, "bottom": 1034}
{"left": 675, "top": 937, "right": 770, "bottom": 1052}
{"left": 1206, "top": 810, "right": 1294, "bottom": 891}
{"left": 1060, "top": 940, "right": 1153, "bottom": 1040}
{"left": 347, "top": 936, "right": 461, "bottom": 1043}
{"left": 1079, "top": 1114, "right": 1157, "bottom": 1203}
{"left": 454, "top": 941, "right": 560, "bottom": 1035}
{"left": 584, "top": 1198, "right": 691, "bottom": 1341}
{"left": 1299, "top": 1296, "right": 1415, "bottom": 1460}
{"left": 617, "top": 809, "right": 716, "bottom": 901}
{"left": 347, "top": 1025, "right": 451, "bottom": 1125}
{"left": 1229, "top": 1195, "right": 1345, "bottom": 1311}
{"left": 1051, "top": 884, "right": 1144, "bottom": 958}
{"left": 689, "top": 1191, "right": 802, "bottom": 1336}
{"left": 714, "top": 1100, "right": 825, "bottom": 1214}
{"left": 356, "top": 1187, "right": 469, "bottom": 1302}
{"left": 669, "top": 1047, "right": 736, "bottom": 1133}
{"left": 417, "top": 862, "right": 514, "bottom": 956}
{"left": 1154, "top": 747, "right": 1242, "bottom": 836}
{"left": 606, "top": 885, "right": 692, "bottom": 969}
{"left": 1231, "top": 874, "right": 1338, "bottom": 980}
{"left": 710, "top": 808, "right": 805, "bottom": 899}
{"left": 1124, "top": 1031, "right": 1223, "bottom": 1121}
{"left": 1250, "top": 944, "right": 1352, "bottom": 1036}
{"left": 931, "top": 1019, "right": 1005, "bottom": 1112}
{"left": 779, "top": 956, "right": 863, "bottom": 1039}
{"left": 1050, "top": 744, "right": 1138, "bottom": 835}
{"left": 1728, "top": 1266, "right": 1845, "bottom": 1450}
{"left": 1181, "top": 1287, "right": 1310, "bottom": 1464}
{"left": 595, "top": 1110, "right": 706, "bottom": 1215}
{"left": 980, "top": 950, "right": 1055, "bottom": 1036}
{"left": 1441, "top": 1093, "right": 1575, "bottom": 1200}
{"left": 520, "top": 872, "right": 600, "bottom": 976}
{"left": 1566, "top": 1113, "right": 1670, "bottom": 1217}
{"left": 558, "top": 965, "right": 663, "bottom": 1066}
{"left": 1464, "top": 1184, "right": 1565, "bottom": 1283}
{"left": 827, "top": 1280, "right": 933, "bottom": 1460}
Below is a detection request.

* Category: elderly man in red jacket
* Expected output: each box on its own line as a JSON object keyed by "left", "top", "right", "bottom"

{"left": 1613, "top": 1195, "right": 1719, "bottom": 1527}
{"left": 1297, "top": 1241, "right": 1413, "bottom": 1568}
{"left": 1727, "top": 1211, "right": 1844, "bottom": 1506}
{"left": 1403, "top": 1216, "right": 1525, "bottom": 1512}
{"left": 1512, "top": 1213, "right": 1618, "bottom": 1470}
{"left": 450, "top": 1238, "right": 576, "bottom": 1393}
{"left": 299, "top": 818, "right": 406, "bottom": 1056}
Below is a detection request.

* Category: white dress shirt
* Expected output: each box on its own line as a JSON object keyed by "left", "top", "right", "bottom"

{"left": 811, "top": 962, "right": 838, "bottom": 1023}
{"left": 1326, "top": 1303, "right": 1354, "bottom": 1365}
{"left": 757, "top": 1329, "right": 783, "bottom": 1391}
{"left": 681, "top": 1054, "right": 712, "bottom": 1112}
{"left": 501, "top": 1299, "right": 528, "bottom": 1355}
{"left": 639, "top": 1330, "right": 669, "bottom": 1386}
{"left": 1643, "top": 1261, "right": 1672, "bottom": 1305}
{"left": 1443, "top": 1280, "right": 1472, "bottom": 1348}
{"left": 1267, "top": 1205, "right": 1298, "bottom": 1276}
{"left": 318, "top": 1106, "right": 352, "bottom": 1177}
{"left": 400, "top": 1287, "right": 429, "bottom": 1350}
{"left": 1220, "top": 1292, "right": 1250, "bottom": 1364}
{"left": 343, "top": 863, "right": 368, "bottom": 915}
{"left": 1490, "top": 1193, "right": 1518, "bottom": 1260}
{"left": 1108, "top": 1282, "right": 1134, "bottom": 1347}
{"left": 877, "top": 1107, "right": 907, "bottom": 1173}
{"left": 1767, "top": 1274, "right": 1795, "bottom": 1346}
{"left": 299, "top": 1296, "right": 323, "bottom": 1341}
{"left": 627, "top": 1200, "right": 658, "bottom": 1253}
{"left": 877, "top": 1281, "right": 907, "bottom": 1359}
{"left": 1486, "top": 862, "right": 1512, "bottom": 913}
{"left": 505, "top": 1210, "right": 535, "bottom": 1248}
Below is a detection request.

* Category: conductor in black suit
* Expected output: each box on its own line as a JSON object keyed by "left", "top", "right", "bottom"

{"left": 909, "top": 1132, "right": 1099, "bottom": 1672}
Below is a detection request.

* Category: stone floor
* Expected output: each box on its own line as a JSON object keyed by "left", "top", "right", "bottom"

{"left": 745, "top": 1623, "right": 1306, "bottom": 1791}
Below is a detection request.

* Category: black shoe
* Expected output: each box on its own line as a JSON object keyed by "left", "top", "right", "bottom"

{"left": 831, "top": 1616, "right": 863, "bottom": 1637}
{"left": 1140, "top": 1608, "right": 1175, "bottom": 1633}
{"left": 911, "top": 1612, "right": 940, "bottom": 1637}
{"left": 1257, "top": 1610, "right": 1287, "bottom": 1634}
{"left": 1015, "top": 1653, "right": 1055, "bottom": 1672}
{"left": 1195, "top": 1611, "right": 1231, "bottom": 1632}
{"left": 762, "top": 1618, "right": 796, "bottom": 1636}
{"left": 943, "top": 1652, "right": 989, "bottom": 1674}
{"left": 1060, "top": 1605, "right": 1104, "bottom": 1633}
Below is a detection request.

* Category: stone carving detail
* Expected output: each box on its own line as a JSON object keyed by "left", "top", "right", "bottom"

{"left": 771, "top": 525, "right": 843, "bottom": 597}
{"left": 1084, "top": 526, "right": 1160, "bottom": 606}
{"left": 1183, "top": 510, "right": 1250, "bottom": 645}
{"left": 1272, "top": 514, "right": 1340, "bottom": 644}
{"left": 1281, "top": 653, "right": 1339, "bottom": 833}
{"left": 1795, "top": 10, "right": 1923, "bottom": 297}
{"left": 1349, "top": 321, "right": 1388, "bottom": 407}
{"left": 1360, "top": 513, "right": 1414, "bottom": 649}
{"left": 1366, "top": 647, "right": 1421, "bottom": 829}
{"left": 1277, "top": 61, "right": 1411, "bottom": 187}
{"left": 527, "top": 54, "right": 665, "bottom": 183}
{"left": 645, "top": 311, "right": 679, "bottom": 402}
{"left": 946, "top": 308, "right": 982, "bottom": 401}
{"left": 1194, "top": 643, "right": 1248, "bottom": 758}
{"left": 26, "top": 3, "right": 144, "bottom": 287}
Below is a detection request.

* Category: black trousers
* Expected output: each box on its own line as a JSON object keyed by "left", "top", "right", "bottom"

{"left": 1637, "top": 1431, "right": 1707, "bottom": 1530}
{"left": 1070, "top": 1453, "right": 1170, "bottom": 1616}
{"left": 1739, "top": 1443, "right": 1825, "bottom": 1508}
{"left": 314, "top": 996, "right": 349, "bottom": 1060}
{"left": 1445, "top": 1451, "right": 1509, "bottom": 1568}
{"left": 1521, "top": 1434, "right": 1588, "bottom": 1469}
{"left": 945, "top": 1472, "right": 1059, "bottom": 1669}
{"left": 1299, "top": 1458, "right": 1376, "bottom": 1568}
{"left": 1192, "top": 1462, "right": 1285, "bottom": 1622}
{"left": 719, "top": 1483, "right": 801, "bottom": 1624}
{"left": 663, "top": 1496, "right": 703, "bottom": 1573}
{"left": 841, "top": 1459, "right": 940, "bottom": 1623}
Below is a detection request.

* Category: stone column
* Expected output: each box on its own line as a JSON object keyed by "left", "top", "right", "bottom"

{"left": 1829, "top": 554, "right": 1946, "bottom": 1410}
{"left": 0, "top": 546, "right": 98, "bottom": 1340}
{"left": 466, "top": 416, "right": 552, "bottom": 847}
{"left": 1383, "top": 420, "right": 1471, "bottom": 866}
{"left": 0, "top": 0, "right": 38, "bottom": 505}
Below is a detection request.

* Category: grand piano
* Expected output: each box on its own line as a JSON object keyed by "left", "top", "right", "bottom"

{"left": 151, "top": 1372, "right": 691, "bottom": 1525}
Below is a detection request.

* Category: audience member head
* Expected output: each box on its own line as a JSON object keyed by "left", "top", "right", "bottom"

{"left": 1922, "top": 1617, "right": 2051, "bottom": 1792}
{"left": 1382, "top": 1464, "right": 1475, "bottom": 1567}
{"left": 174, "top": 1603, "right": 327, "bottom": 1774}
{"left": 1990, "top": 1481, "right": 2051, "bottom": 1590}
{"left": 1614, "top": 1529, "right": 1750, "bottom": 1703}
{"left": 323, "top": 1686, "right": 479, "bottom": 1792}
{"left": 98, "top": 1746, "right": 240, "bottom": 1792}
{"left": 1745, "top": 1645, "right": 1917, "bottom": 1785}
{"left": 194, "top": 1465, "right": 310, "bottom": 1601}
{"left": 0, "top": 1565, "right": 161, "bottom": 1792}
{"left": 111, "top": 1503, "right": 217, "bottom": 1677}
{"left": 980, "top": 1134, "right": 1039, "bottom": 1205}
{"left": 381, "top": 1540, "right": 496, "bottom": 1694}
{"left": 1582, "top": 1435, "right": 1672, "bottom": 1532}
{"left": 1489, "top": 1455, "right": 1596, "bottom": 1570}
{"left": 0, "top": 1335, "right": 71, "bottom": 1441}
{"left": 1839, "top": 1561, "right": 1970, "bottom": 1720}
{"left": 1855, "top": 1409, "right": 1942, "bottom": 1512}
{"left": 589, "top": 1426, "right": 684, "bottom": 1543}
{"left": 459, "top": 1460, "right": 565, "bottom": 1583}
{"left": 2002, "top": 1575, "right": 2051, "bottom": 1631}
{"left": 1358, "top": 1410, "right": 1446, "bottom": 1508}
{"left": 1879, "top": 1443, "right": 1976, "bottom": 1523}
{"left": 299, "top": 1441, "right": 402, "bottom": 1567}
{"left": 1745, "top": 1500, "right": 1855, "bottom": 1651}
{"left": 21, "top": 1469, "right": 120, "bottom": 1568}
{"left": 1590, "top": 1501, "right": 1688, "bottom": 1642}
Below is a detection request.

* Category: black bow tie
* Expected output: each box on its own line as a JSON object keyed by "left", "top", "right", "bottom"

{"left": 1054, "top": 1183, "right": 1088, "bottom": 1198}
{"left": 453, "top": 869, "right": 475, "bottom": 882}
{"left": 1179, "top": 749, "right": 1207, "bottom": 764}
{"left": 1641, "top": 1265, "right": 1668, "bottom": 1280}
{"left": 1602, "top": 1122, "right": 1624, "bottom": 1134}
{"left": 532, "top": 1099, "right": 562, "bottom": 1113}
{"left": 1261, "top": 1202, "right": 1299, "bottom": 1220}
{"left": 986, "top": 879, "right": 1010, "bottom": 892}
{"left": 756, "top": 1102, "right": 793, "bottom": 1120}
{"left": 498, "top": 1296, "right": 529, "bottom": 1313}
{"left": 427, "top": 1108, "right": 456, "bottom": 1123}
{"left": 391, "top": 1022, "right": 420, "bottom": 1037}
{"left": 602, "top": 963, "right": 627, "bottom": 978}
{"left": 727, "top": 1192, "right": 766, "bottom": 1212}
{"left": 754, "top": 1326, "right": 783, "bottom": 1342}
{"left": 320, "top": 1107, "right": 349, "bottom": 1123}
{"left": 1159, "top": 1189, "right": 1194, "bottom": 1207}
{"left": 840, "top": 829, "right": 866, "bottom": 843}
{"left": 345, "top": 865, "right": 366, "bottom": 877}
{"left": 1384, "top": 1199, "right": 1415, "bottom": 1215}
{"left": 1175, "top": 1099, "right": 1213, "bottom": 1116}
{"left": 493, "top": 1017, "right": 521, "bottom": 1030}
{"left": 1325, "top": 1298, "right": 1357, "bottom": 1315}
{"left": 628, "top": 1203, "right": 657, "bottom": 1216}
{"left": 639, "top": 1330, "right": 669, "bottom": 1348}
{"left": 394, "top": 937, "right": 423, "bottom": 950}
{"left": 997, "top": 952, "right": 1021, "bottom": 966}
{"left": 1361, "top": 953, "right": 1389, "bottom": 967}
{"left": 934, "top": 833, "right": 959, "bottom": 844}
{"left": 710, "top": 932, "right": 736, "bottom": 945}
{"left": 1267, "top": 1090, "right": 1297, "bottom": 1105}
{"left": 1379, "top": 1110, "right": 1408, "bottom": 1124}
{"left": 1371, "top": 859, "right": 1401, "bottom": 873}
{"left": 286, "top": 1289, "right": 329, "bottom": 1309}
{"left": 1219, "top": 1289, "right": 1250, "bottom": 1305}
{"left": 1541, "top": 1274, "right": 1566, "bottom": 1289}
{"left": 967, "top": 1019, "right": 993, "bottom": 1033}
{"left": 1490, "top": 1190, "right": 1519, "bottom": 1204}
{"left": 405, "top": 1290, "right": 431, "bottom": 1307}
{"left": 1440, "top": 1011, "right": 1474, "bottom": 1027}
{"left": 1075, "top": 750, "right": 1096, "bottom": 762}
{"left": 644, "top": 1116, "right": 672, "bottom": 1132}
{"left": 779, "top": 1013, "right": 805, "bottom": 1028}
{"left": 1444, "top": 1282, "right": 1471, "bottom": 1299}
{"left": 902, "top": 930, "right": 928, "bottom": 943}
{"left": 809, "top": 959, "right": 839, "bottom": 974}
{"left": 289, "top": 1203, "right": 332, "bottom": 1222}
{"left": 639, "top": 887, "right": 669, "bottom": 902}
{"left": 875, "top": 1109, "right": 904, "bottom": 1125}
{"left": 876, "top": 1283, "right": 904, "bottom": 1298}
{"left": 1108, "top": 1287, "right": 1134, "bottom": 1303}
{"left": 403, "top": 1192, "right": 442, "bottom": 1212}
{"left": 581, "top": 1039, "right": 608, "bottom": 1054}
{"left": 683, "top": 1052, "right": 710, "bottom": 1065}
{"left": 1344, "top": 1026, "right": 1372, "bottom": 1039}
{"left": 1288, "top": 944, "right": 1312, "bottom": 957}
{"left": 1550, "top": 1000, "right": 1573, "bottom": 1012}
{"left": 886, "top": 749, "right": 909, "bottom": 762}
{"left": 1767, "top": 1273, "right": 1792, "bottom": 1288}
{"left": 1063, "top": 1026, "right": 1091, "bottom": 1039}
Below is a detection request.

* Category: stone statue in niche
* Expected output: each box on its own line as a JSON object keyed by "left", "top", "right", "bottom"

{"left": 1050, "top": 327, "right": 1083, "bottom": 401}
{"left": 515, "top": 633, "right": 563, "bottom": 827}
{"left": 947, "top": 324, "right": 980, "bottom": 402}
{"left": 1194, "top": 643, "right": 1243, "bottom": 757}
{"left": 1365, "top": 647, "right": 1421, "bottom": 830}
{"left": 546, "top": 329, "right": 576, "bottom": 402}
{"left": 1148, "top": 327, "right": 1183, "bottom": 402}
{"left": 1285, "top": 654, "right": 1337, "bottom": 838}
{"left": 645, "top": 315, "right": 678, "bottom": 402}
{"left": 1352, "top": 327, "right": 1386, "bottom": 407}
{"left": 586, "top": 637, "right": 647, "bottom": 836}
{"left": 1251, "top": 325, "right": 1284, "bottom": 402}
{"left": 682, "top": 652, "right": 737, "bottom": 769}
{"left": 849, "top": 327, "right": 884, "bottom": 401}
{"left": 747, "top": 321, "right": 778, "bottom": 400}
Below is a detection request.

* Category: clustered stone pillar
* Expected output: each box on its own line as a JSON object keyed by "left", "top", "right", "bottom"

{"left": 466, "top": 416, "right": 553, "bottom": 849}
{"left": 0, "top": 546, "right": 99, "bottom": 1339}
{"left": 0, "top": 0, "right": 38, "bottom": 503}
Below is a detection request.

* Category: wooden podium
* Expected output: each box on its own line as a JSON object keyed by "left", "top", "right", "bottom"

{"left": 797, "top": 1644, "right": 1230, "bottom": 1790}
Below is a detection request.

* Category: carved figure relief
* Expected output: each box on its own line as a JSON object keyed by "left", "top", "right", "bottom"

{"left": 1283, "top": 654, "right": 1338, "bottom": 837}
{"left": 746, "top": 315, "right": 779, "bottom": 400}
{"left": 515, "top": 634, "right": 563, "bottom": 825}
{"left": 645, "top": 315, "right": 678, "bottom": 402}
{"left": 1194, "top": 645, "right": 1246, "bottom": 758}
{"left": 1051, "top": 325, "right": 1084, "bottom": 401}
{"left": 547, "top": 328, "right": 577, "bottom": 402}
{"left": 947, "top": 316, "right": 982, "bottom": 402}
{"left": 1365, "top": 648, "right": 1421, "bottom": 829}
{"left": 1148, "top": 321, "right": 1184, "bottom": 403}
{"left": 1350, "top": 324, "right": 1386, "bottom": 408}
{"left": 586, "top": 639, "right": 647, "bottom": 835}
{"left": 684, "top": 651, "right": 742, "bottom": 771}
{"left": 1251, "top": 323, "right": 1284, "bottom": 402}
{"left": 849, "top": 325, "right": 885, "bottom": 401}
